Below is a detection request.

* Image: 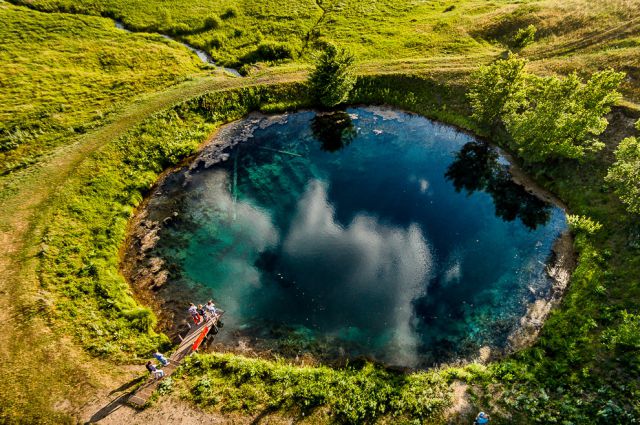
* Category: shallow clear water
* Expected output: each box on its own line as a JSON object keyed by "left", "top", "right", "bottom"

{"left": 148, "top": 107, "right": 567, "bottom": 367}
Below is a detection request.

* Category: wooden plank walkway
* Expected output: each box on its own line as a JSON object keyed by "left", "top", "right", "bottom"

{"left": 128, "top": 313, "right": 223, "bottom": 407}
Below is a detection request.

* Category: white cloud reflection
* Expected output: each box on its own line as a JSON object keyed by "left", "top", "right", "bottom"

{"left": 187, "top": 170, "right": 279, "bottom": 314}
{"left": 282, "top": 180, "right": 432, "bottom": 366}
{"left": 190, "top": 175, "right": 433, "bottom": 366}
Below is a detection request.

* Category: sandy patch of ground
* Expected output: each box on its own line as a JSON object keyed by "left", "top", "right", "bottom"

{"left": 82, "top": 395, "right": 231, "bottom": 425}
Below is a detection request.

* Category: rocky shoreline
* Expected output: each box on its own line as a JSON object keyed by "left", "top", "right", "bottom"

{"left": 121, "top": 113, "right": 291, "bottom": 337}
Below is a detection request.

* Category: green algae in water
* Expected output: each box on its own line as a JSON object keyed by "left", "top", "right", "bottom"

{"left": 147, "top": 107, "right": 567, "bottom": 367}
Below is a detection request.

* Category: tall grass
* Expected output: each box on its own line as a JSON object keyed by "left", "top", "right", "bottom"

{"left": 173, "top": 353, "right": 466, "bottom": 423}
{"left": 0, "top": 2, "right": 204, "bottom": 176}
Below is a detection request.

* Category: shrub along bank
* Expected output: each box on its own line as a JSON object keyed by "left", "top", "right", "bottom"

{"left": 34, "top": 72, "right": 639, "bottom": 423}
{"left": 171, "top": 353, "right": 479, "bottom": 423}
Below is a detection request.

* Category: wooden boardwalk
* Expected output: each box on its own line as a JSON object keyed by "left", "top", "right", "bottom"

{"left": 128, "top": 313, "right": 223, "bottom": 407}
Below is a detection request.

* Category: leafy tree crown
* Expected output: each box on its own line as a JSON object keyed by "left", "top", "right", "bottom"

{"left": 308, "top": 43, "right": 356, "bottom": 108}
{"left": 606, "top": 127, "right": 640, "bottom": 214}
{"left": 468, "top": 54, "right": 624, "bottom": 163}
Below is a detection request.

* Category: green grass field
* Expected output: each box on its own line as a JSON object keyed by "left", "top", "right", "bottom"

{"left": 1, "top": 0, "right": 640, "bottom": 423}
{"left": 9, "top": 0, "right": 640, "bottom": 90}
{"left": 0, "top": 1, "right": 208, "bottom": 175}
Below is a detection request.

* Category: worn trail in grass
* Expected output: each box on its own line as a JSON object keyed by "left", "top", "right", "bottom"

{"left": 0, "top": 70, "right": 310, "bottom": 422}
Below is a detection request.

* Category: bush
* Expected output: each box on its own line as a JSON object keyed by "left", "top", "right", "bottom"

{"left": 602, "top": 311, "right": 640, "bottom": 350}
{"left": 308, "top": 43, "right": 356, "bottom": 108}
{"left": 567, "top": 215, "right": 603, "bottom": 235}
{"left": 512, "top": 24, "right": 537, "bottom": 48}
{"left": 121, "top": 307, "right": 156, "bottom": 333}
{"left": 254, "top": 41, "right": 296, "bottom": 61}
{"left": 170, "top": 22, "right": 192, "bottom": 35}
{"left": 157, "top": 377, "right": 174, "bottom": 395}
{"left": 203, "top": 15, "right": 221, "bottom": 30}
{"left": 221, "top": 7, "right": 239, "bottom": 19}
{"left": 208, "top": 35, "right": 225, "bottom": 49}
{"left": 606, "top": 129, "right": 640, "bottom": 214}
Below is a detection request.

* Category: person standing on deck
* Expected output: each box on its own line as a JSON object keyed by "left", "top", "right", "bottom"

{"left": 188, "top": 303, "right": 201, "bottom": 324}
{"left": 205, "top": 300, "right": 219, "bottom": 318}
{"left": 197, "top": 304, "right": 208, "bottom": 320}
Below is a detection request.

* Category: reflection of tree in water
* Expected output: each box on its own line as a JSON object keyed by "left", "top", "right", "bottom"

{"left": 311, "top": 111, "right": 357, "bottom": 153}
{"left": 445, "top": 141, "right": 551, "bottom": 230}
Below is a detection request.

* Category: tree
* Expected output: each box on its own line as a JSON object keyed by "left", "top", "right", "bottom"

{"left": 203, "top": 15, "right": 221, "bottom": 30}
{"left": 503, "top": 70, "right": 624, "bottom": 163}
{"left": 512, "top": 24, "right": 537, "bottom": 49}
{"left": 308, "top": 43, "right": 356, "bottom": 108}
{"left": 606, "top": 120, "right": 640, "bottom": 214}
{"left": 467, "top": 54, "right": 527, "bottom": 131}
{"left": 468, "top": 55, "right": 625, "bottom": 163}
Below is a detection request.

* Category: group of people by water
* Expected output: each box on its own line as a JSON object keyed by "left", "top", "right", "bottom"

{"left": 187, "top": 300, "right": 221, "bottom": 325}
{"left": 142, "top": 300, "right": 492, "bottom": 422}
{"left": 144, "top": 300, "right": 221, "bottom": 380}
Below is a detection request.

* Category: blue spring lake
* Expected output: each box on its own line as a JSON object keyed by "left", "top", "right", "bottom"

{"left": 147, "top": 107, "right": 567, "bottom": 367}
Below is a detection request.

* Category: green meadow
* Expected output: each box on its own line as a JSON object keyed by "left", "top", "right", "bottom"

{"left": 1, "top": 0, "right": 639, "bottom": 423}
{"left": 0, "top": 1, "right": 207, "bottom": 175}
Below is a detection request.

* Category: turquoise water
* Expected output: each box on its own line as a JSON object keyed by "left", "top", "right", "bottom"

{"left": 148, "top": 107, "right": 567, "bottom": 367}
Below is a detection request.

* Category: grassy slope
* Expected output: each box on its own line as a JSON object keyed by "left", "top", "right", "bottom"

{"left": 8, "top": 0, "right": 640, "bottom": 105}
{"left": 8, "top": 0, "right": 640, "bottom": 102}
{"left": 0, "top": 71, "right": 310, "bottom": 423}
{"left": 3, "top": 0, "right": 502, "bottom": 64}
{"left": 1, "top": 0, "right": 640, "bottom": 423}
{"left": 0, "top": 1, "right": 206, "bottom": 175}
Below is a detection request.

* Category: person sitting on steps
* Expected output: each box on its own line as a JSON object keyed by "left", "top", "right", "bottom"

{"left": 145, "top": 361, "right": 164, "bottom": 379}
{"left": 153, "top": 351, "right": 170, "bottom": 367}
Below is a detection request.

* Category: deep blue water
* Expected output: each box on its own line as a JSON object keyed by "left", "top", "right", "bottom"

{"left": 148, "top": 107, "right": 567, "bottom": 367}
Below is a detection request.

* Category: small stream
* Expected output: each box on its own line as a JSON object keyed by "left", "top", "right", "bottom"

{"left": 114, "top": 20, "right": 242, "bottom": 77}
